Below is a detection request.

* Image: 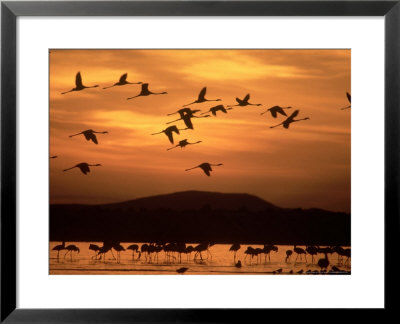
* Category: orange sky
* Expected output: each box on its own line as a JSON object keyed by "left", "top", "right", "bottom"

{"left": 49, "top": 49, "right": 350, "bottom": 212}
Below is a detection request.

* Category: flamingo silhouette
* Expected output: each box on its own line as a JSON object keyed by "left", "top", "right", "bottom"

{"left": 183, "top": 87, "right": 221, "bottom": 107}
{"left": 89, "top": 244, "right": 100, "bottom": 259}
{"left": 305, "top": 245, "right": 318, "bottom": 264}
{"left": 227, "top": 94, "right": 261, "bottom": 108}
{"left": 112, "top": 243, "right": 125, "bottom": 263}
{"left": 167, "top": 139, "right": 202, "bottom": 151}
{"left": 166, "top": 109, "right": 210, "bottom": 129}
{"left": 176, "top": 267, "right": 189, "bottom": 274}
{"left": 64, "top": 244, "right": 80, "bottom": 260}
{"left": 340, "top": 92, "right": 351, "bottom": 110}
{"left": 167, "top": 108, "right": 201, "bottom": 117}
{"left": 293, "top": 245, "right": 307, "bottom": 263}
{"left": 270, "top": 110, "right": 310, "bottom": 129}
{"left": 63, "top": 163, "right": 102, "bottom": 175}
{"left": 69, "top": 129, "right": 108, "bottom": 145}
{"left": 103, "top": 73, "right": 142, "bottom": 89}
{"left": 317, "top": 253, "right": 330, "bottom": 272}
{"left": 127, "top": 244, "right": 140, "bottom": 260}
{"left": 126, "top": 83, "right": 167, "bottom": 100}
{"left": 285, "top": 250, "right": 293, "bottom": 263}
{"left": 61, "top": 72, "right": 99, "bottom": 94}
{"left": 185, "top": 162, "right": 223, "bottom": 176}
{"left": 260, "top": 106, "right": 292, "bottom": 118}
{"left": 200, "top": 104, "right": 232, "bottom": 116}
{"left": 52, "top": 241, "right": 66, "bottom": 260}
{"left": 151, "top": 125, "right": 188, "bottom": 144}
{"left": 229, "top": 243, "right": 241, "bottom": 263}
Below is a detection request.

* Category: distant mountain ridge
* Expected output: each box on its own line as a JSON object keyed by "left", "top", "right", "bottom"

{"left": 99, "top": 190, "right": 278, "bottom": 212}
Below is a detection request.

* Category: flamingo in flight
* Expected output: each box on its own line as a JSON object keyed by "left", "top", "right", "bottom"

{"left": 167, "top": 139, "right": 202, "bottom": 151}
{"left": 183, "top": 87, "right": 221, "bottom": 107}
{"left": 69, "top": 129, "right": 108, "bottom": 145}
{"left": 270, "top": 110, "right": 310, "bottom": 129}
{"left": 151, "top": 125, "right": 188, "bottom": 144}
{"left": 126, "top": 83, "right": 167, "bottom": 100}
{"left": 185, "top": 162, "right": 223, "bottom": 176}
{"left": 260, "top": 106, "right": 292, "bottom": 118}
{"left": 340, "top": 92, "right": 351, "bottom": 110}
{"left": 167, "top": 110, "right": 210, "bottom": 130}
{"left": 167, "top": 108, "right": 201, "bottom": 117}
{"left": 103, "top": 73, "right": 142, "bottom": 89}
{"left": 63, "top": 163, "right": 102, "bottom": 175}
{"left": 200, "top": 105, "right": 232, "bottom": 116}
{"left": 227, "top": 94, "right": 261, "bottom": 108}
{"left": 61, "top": 72, "right": 99, "bottom": 94}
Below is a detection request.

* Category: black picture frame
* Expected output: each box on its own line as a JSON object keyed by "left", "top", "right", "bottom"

{"left": 1, "top": 0, "right": 398, "bottom": 322}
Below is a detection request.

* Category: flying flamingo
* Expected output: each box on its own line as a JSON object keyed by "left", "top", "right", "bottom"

{"left": 167, "top": 139, "right": 202, "bottom": 151}
{"left": 270, "top": 110, "right": 310, "bottom": 129}
{"left": 340, "top": 92, "right": 351, "bottom": 110}
{"left": 151, "top": 125, "right": 188, "bottom": 144}
{"left": 183, "top": 87, "right": 221, "bottom": 107}
{"left": 167, "top": 108, "right": 201, "bottom": 117}
{"left": 64, "top": 244, "right": 80, "bottom": 261}
{"left": 227, "top": 94, "right": 261, "bottom": 108}
{"left": 126, "top": 83, "right": 167, "bottom": 100}
{"left": 63, "top": 163, "right": 102, "bottom": 175}
{"left": 103, "top": 73, "right": 142, "bottom": 89}
{"left": 52, "top": 241, "right": 66, "bottom": 260}
{"left": 166, "top": 109, "right": 210, "bottom": 129}
{"left": 61, "top": 72, "right": 99, "bottom": 94}
{"left": 229, "top": 243, "right": 241, "bottom": 263}
{"left": 69, "top": 129, "right": 108, "bottom": 145}
{"left": 260, "top": 106, "right": 292, "bottom": 118}
{"left": 200, "top": 105, "right": 232, "bottom": 116}
{"left": 185, "top": 162, "right": 223, "bottom": 176}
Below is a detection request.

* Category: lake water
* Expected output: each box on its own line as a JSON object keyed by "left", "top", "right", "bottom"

{"left": 50, "top": 242, "right": 351, "bottom": 275}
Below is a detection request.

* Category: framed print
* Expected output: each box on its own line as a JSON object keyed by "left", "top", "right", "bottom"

{"left": 1, "top": 0, "right": 399, "bottom": 322}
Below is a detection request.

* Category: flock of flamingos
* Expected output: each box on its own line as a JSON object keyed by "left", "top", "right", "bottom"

{"left": 52, "top": 241, "right": 351, "bottom": 275}
{"left": 51, "top": 71, "right": 351, "bottom": 274}
{"left": 52, "top": 71, "right": 351, "bottom": 176}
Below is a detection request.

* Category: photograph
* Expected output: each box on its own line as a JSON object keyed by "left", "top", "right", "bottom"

{"left": 49, "top": 49, "right": 351, "bottom": 275}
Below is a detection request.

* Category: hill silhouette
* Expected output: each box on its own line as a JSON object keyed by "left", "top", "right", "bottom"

{"left": 50, "top": 191, "right": 350, "bottom": 245}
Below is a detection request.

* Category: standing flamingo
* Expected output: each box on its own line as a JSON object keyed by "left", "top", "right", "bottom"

{"left": 64, "top": 244, "right": 80, "bottom": 261}
{"left": 63, "top": 163, "right": 102, "bottom": 175}
{"left": 293, "top": 245, "right": 307, "bottom": 263}
{"left": 185, "top": 162, "right": 223, "bottom": 176}
{"left": 69, "top": 129, "right": 108, "bottom": 145}
{"left": 270, "top": 110, "right": 310, "bottom": 129}
{"left": 103, "top": 73, "right": 142, "bottom": 89}
{"left": 317, "top": 253, "right": 330, "bottom": 272}
{"left": 167, "top": 139, "right": 202, "bottom": 151}
{"left": 229, "top": 243, "right": 241, "bottom": 263}
{"left": 227, "top": 94, "right": 261, "bottom": 108}
{"left": 89, "top": 244, "right": 100, "bottom": 259}
{"left": 260, "top": 106, "right": 292, "bottom": 118}
{"left": 52, "top": 241, "right": 66, "bottom": 260}
{"left": 127, "top": 244, "right": 139, "bottom": 260}
{"left": 285, "top": 250, "right": 293, "bottom": 263}
{"left": 126, "top": 83, "right": 167, "bottom": 100}
{"left": 61, "top": 72, "right": 99, "bottom": 94}
{"left": 340, "top": 92, "right": 351, "bottom": 110}
{"left": 151, "top": 125, "right": 188, "bottom": 144}
{"left": 183, "top": 87, "right": 221, "bottom": 107}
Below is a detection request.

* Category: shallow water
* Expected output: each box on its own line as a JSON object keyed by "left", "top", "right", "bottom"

{"left": 50, "top": 242, "right": 351, "bottom": 275}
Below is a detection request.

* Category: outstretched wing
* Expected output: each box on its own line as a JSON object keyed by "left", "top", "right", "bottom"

{"left": 235, "top": 97, "right": 242, "bottom": 104}
{"left": 198, "top": 87, "right": 207, "bottom": 101}
{"left": 183, "top": 116, "right": 194, "bottom": 129}
{"left": 276, "top": 107, "right": 288, "bottom": 117}
{"left": 142, "top": 83, "right": 149, "bottom": 92}
{"left": 75, "top": 72, "right": 83, "bottom": 87}
{"left": 243, "top": 94, "right": 250, "bottom": 102}
{"left": 202, "top": 167, "right": 211, "bottom": 176}
{"left": 166, "top": 131, "right": 174, "bottom": 144}
{"left": 86, "top": 132, "right": 98, "bottom": 144}
{"left": 77, "top": 163, "right": 90, "bottom": 174}
{"left": 346, "top": 92, "right": 351, "bottom": 103}
{"left": 271, "top": 110, "right": 277, "bottom": 118}
{"left": 283, "top": 122, "right": 290, "bottom": 129}
{"left": 119, "top": 73, "right": 128, "bottom": 83}
{"left": 288, "top": 109, "right": 299, "bottom": 120}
